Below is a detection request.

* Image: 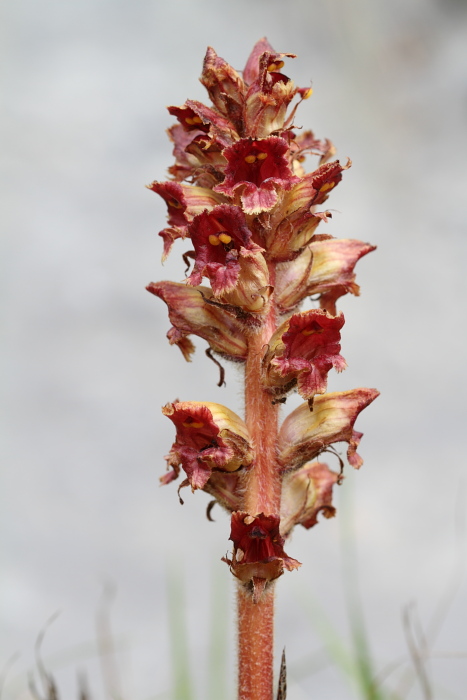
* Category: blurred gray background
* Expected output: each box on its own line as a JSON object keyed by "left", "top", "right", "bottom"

{"left": 2, "top": 0, "right": 467, "bottom": 698}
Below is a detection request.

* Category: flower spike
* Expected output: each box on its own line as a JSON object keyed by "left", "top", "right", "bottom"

{"left": 148, "top": 40, "right": 378, "bottom": 698}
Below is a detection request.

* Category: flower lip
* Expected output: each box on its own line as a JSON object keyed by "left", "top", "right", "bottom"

{"left": 168, "top": 104, "right": 210, "bottom": 133}
{"left": 223, "top": 511, "right": 301, "bottom": 587}
{"left": 263, "top": 309, "right": 346, "bottom": 400}
{"left": 214, "top": 136, "right": 299, "bottom": 213}
{"left": 147, "top": 181, "right": 187, "bottom": 227}
{"left": 186, "top": 204, "right": 263, "bottom": 294}
{"left": 162, "top": 401, "right": 253, "bottom": 490}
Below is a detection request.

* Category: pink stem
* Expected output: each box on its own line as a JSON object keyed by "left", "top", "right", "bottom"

{"left": 238, "top": 269, "right": 280, "bottom": 700}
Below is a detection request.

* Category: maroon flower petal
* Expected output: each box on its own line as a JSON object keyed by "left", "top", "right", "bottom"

{"left": 243, "top": 37, "right": 277, "bottom": 85}
{"left": 223, "top": 512, "right": 301, "bottom": 590}
{"left": 168, "top": 99, "right": 235, "bottom": 146}
{"left": 262, "top": 310, "right": 346, "bottom": 400}
{"left": 148, "top": 181, "right": 226, "bottom": 229}
{"left": 186, "top": 205, "right": 266, "bottom": 296}
{"left": 214, "top": 137, "right": 299, "bottom": 214}
{"left": 162, "top": 401, "right": 253, "bottom": 490}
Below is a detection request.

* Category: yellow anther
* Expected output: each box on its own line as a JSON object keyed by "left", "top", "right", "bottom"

{"left": 182, "top": 420, "right": 204, "bottom": 429}
{"left": 296, "top": 155, "right": 306, "bottom": 163}
{"left": 218, "top": 233, "right": 232, "bottom": 244}
{"left": 275, "top": 60, "right": 284, "bottom": 69}
{"left": 244, "top": 154, "right": 257, "bottom": 164}
{"left": 185, "top": 116, "right": 195, "bottom": 125}
{"left": 168, "top": 199, "right": 182, "bottom": 208}
{"left": 249, "top": 295, "right": 265, "bottom": 311}
{"left": 301, "top": 329, "right": 316, "bottom": 336}
{"left": 319, "top": 181, "right": 335, "bottom": 193}
{"left": 191, "top": 115, "right": 203, "bottom": 124}
{"left": 267, "top": 62, "right": 277, "bottom": 72}
{"left": 208, "top": 234, "right": 221, "bottom": 245}
{"left": 257, "top": 152, "right": 268, "bottom": 160}
{"left": 302, "top": 88, "right": 313, "bottom": 99}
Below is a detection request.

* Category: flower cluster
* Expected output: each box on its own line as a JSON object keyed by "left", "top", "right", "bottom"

{"left": 148, "top": 39, "right": 378, "bottom": 600}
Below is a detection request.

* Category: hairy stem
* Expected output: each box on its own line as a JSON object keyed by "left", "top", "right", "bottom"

{"left": 238, "top": 274, "right": 280, "bottom": 700}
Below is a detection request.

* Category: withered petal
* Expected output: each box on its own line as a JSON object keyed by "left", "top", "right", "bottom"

{"left": 278, "top": 389, "right": 379, "bottom": 472}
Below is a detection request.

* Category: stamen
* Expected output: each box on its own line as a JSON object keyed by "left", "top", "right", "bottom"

{"left": 257, "top": 152, "right": 268, "bottom": 161}
{"left": 218, "top": 233, "right": 232, "bottom": 244}
{"left": 182, "top": 420, "right": 204, "bottom": 428}
{"left": 275, "top": 60, "right": 284, "bottom": 69}
{"left": 208, "top": 234, "right": 221, "bottom": 245}
{"left": 267, "top": 62, "right": 278, "bottom": 72}
{"left": 244, "top": 154, "right": 256, "bottom": 164}
{"left": 185, "top": 116, "right": 195, "bottom": 125}
{"left": 302, "top": 88, "right": 313, "bottom": 99}
{"left": 319, "top": 181, "right": 335, "bottom": 193}
{"left": 191, "top": 115, "right": 203, "bottom": 124}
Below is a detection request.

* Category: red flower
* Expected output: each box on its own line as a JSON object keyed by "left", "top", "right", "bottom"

{"left": 214, "top": 136, "right": 299, "bottom": 214}
{"left": 148, "top": 180, "right": 226, "bottom": 258}
{"left": 223, "top": 512, "right": 301, "bottom": 599}
{"left": 242, "top": 39, "right": 301, "bottom": 138}
{"left": 262, "top": 309, "right": 346, "bottom": 400}
{"left": 163, "top": 401, "right": 253, "bottom": 490}
{"left": 168, "top": 99, "right": 235, "bottom": 147}
{"left": 186, "top": 205, "right": 270, "bottom": 312}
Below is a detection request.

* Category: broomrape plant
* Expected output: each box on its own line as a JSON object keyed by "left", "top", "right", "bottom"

{"left": 147, "top": 38, "right": 378, "bottom": 700}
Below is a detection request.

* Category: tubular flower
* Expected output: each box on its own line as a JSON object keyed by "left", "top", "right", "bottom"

{"left": 278, "top": 388, "right": 380, "bottom": 473}
{"left": 147, "top": 181, "right": 226, "bottom": 259}
{"left": 162, "top": 401, "right": 253, "bottom": 490}
{"left": 214, "top": 136, "right": 300, "bottom": 214}
{"left": 261, "top": 160, "right": 350, "bottom": 261}
{"left": 148, "top": 38, "right": 378, "bottom": 636}
{"left": 186, "top": 205, "right": 270, "bottom": 312}
{"left": 223, "top": 512, "right": 301, "bottom": 601}
{"left": 146, "top": 281, "right": 248, "bottom": 361}
{"left": 275, "top": 237, "right": 376, "bottom": 315}
{"left": 261, "top": 309, "right": 346, "bottom": 401}
{"left": 280, "top": 461, "right": 340, "bottom": 537}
